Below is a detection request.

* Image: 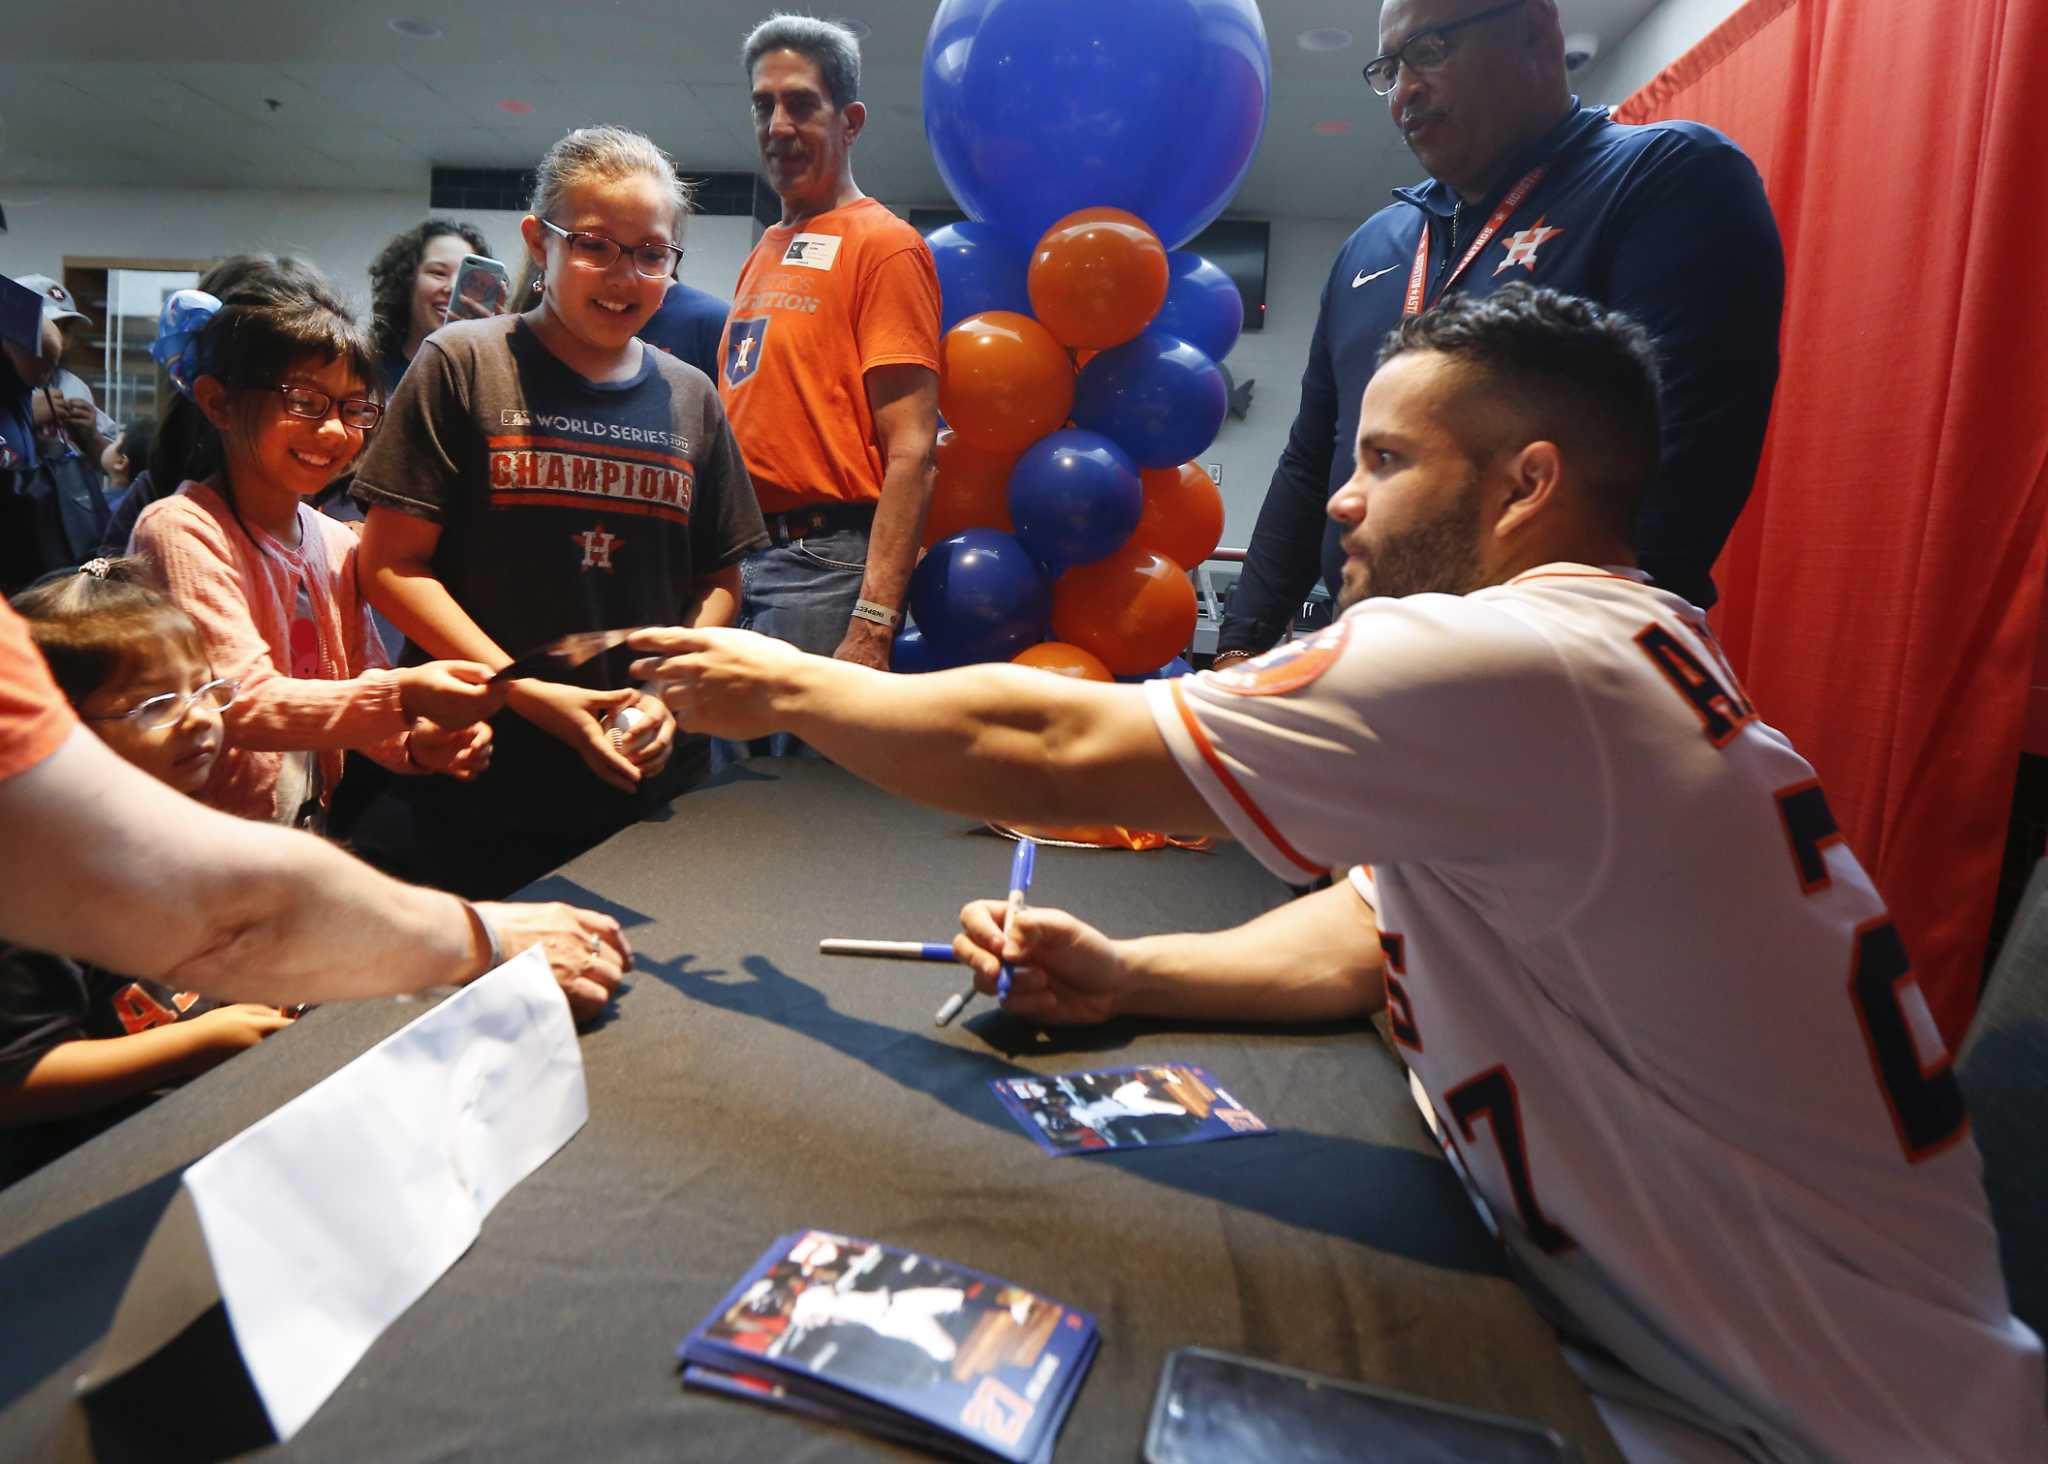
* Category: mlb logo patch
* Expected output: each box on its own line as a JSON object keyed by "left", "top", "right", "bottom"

{"left": 725, "top": 317, "right": 769, "bottom": 388}
{"left": 780, "top": 232, "right": 842, "bottom": 271}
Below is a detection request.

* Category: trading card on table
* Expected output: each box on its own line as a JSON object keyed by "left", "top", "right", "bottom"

{"left": 680, "top": 1228, "right": 1098, "bottom": 1464}
{"left": 989, "top": 1063, "right": 1272, "bottom": 1157}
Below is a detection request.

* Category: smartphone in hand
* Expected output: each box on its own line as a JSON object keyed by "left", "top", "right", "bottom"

{"left": 443, "top": 255, "right": 510, "bottom": 324}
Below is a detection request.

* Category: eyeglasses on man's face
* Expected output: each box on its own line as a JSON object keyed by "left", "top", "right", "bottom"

{"left": 1364, "top": 0, "right": 1526, "bottom": 95}
{"left": 278, "top": 385, "right": 383, "bottom": 432}
{"left": 539, "top": 219, "right": 685, "bottom": 280}
{"left": 88, "top": 677, "right": 238, "bottom": 730}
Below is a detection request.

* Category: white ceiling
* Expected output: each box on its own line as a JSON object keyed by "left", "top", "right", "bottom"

{"left": 0, "top": 0, "right": 1661, "bottom": 220}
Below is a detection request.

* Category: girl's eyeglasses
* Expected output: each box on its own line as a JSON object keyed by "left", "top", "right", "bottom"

{"left": 278, "top": 385, "right": 383, "bottom": 432}
{"left": 539, "top": 219, "right": 685, "bottom": 280}
{"left": 88, "top": 677, "right": 238, "bottom": 731}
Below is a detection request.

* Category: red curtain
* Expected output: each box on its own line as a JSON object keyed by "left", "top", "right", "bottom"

{"left": 1617, "top": 0, "right": 2048, "bottom": 1045}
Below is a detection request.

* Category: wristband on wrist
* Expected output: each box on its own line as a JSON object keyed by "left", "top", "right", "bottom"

{"left": 1211, "top": 649, "right": 1256, "bottom": 669}
{"left": 850, "top": 598, "right": 902, "bottom": 629}
{"left": 457, "top": 897, "right": 502, "bottom": 977}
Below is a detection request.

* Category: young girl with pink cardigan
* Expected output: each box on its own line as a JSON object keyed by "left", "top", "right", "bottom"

{"left": 131, "top": 267, "right": 500, "bottom": 827}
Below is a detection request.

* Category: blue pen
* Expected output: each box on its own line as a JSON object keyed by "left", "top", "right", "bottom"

{"left": 996, "top": 837, "right": 1037, "bottom": 1002}
{"left": 934, "top": 837, "right": 1038, "bottom": 1027}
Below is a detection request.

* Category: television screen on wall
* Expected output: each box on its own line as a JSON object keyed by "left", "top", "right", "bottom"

{"left": 907, "top": 210, "right": 1269, "bottom": 332}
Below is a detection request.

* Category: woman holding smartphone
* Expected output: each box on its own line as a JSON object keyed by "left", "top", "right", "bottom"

{"left": 366, "top": 218, "right": 495, "bottom": 388}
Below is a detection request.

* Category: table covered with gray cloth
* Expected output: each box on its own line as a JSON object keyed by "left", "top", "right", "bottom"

{"left": 0, "top": 760, "right": 1617, "bottom": 1461}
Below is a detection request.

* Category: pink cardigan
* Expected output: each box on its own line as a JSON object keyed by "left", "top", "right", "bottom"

{"left": 132, "top": 481, "right": 412, "bottom": 822}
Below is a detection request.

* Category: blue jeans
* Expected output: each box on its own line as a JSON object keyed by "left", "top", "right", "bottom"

{"left": 715, "top": 521, "right": 869, "bottom": 765}
{"left": 742, "top": 522, "right": 869, "bottom": 655}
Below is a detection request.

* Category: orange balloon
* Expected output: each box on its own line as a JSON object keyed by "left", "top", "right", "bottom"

{"left": 1011, "top": 641, "right": 1114, "bottom": 681}
{"left": 1028, "top": 208, "right": 1169, "bottom": 351}
{"left": 1051, "top": 547, "right": 1199, "bottom": 677}
{"left": 924, "top": 430, "right": 1017, "bottom": 547}
{"left": 1128, "top": 461, "right": 1225, "bottom": 569}
{"left": 939, "top": 311, "right": 1075, "bottom": 455}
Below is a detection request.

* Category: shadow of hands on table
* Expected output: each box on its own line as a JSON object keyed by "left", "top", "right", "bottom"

{"left": 645, "top": 953, "right": 1501, "bottom": 1277}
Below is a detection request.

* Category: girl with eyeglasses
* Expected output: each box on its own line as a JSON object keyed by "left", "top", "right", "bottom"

{"left": 129, "top": 265, "right": 502, "bottom": 828}
{"left": 0, "top": 562, "right": 293, "bottom": 1181}
{"left": 341, "top": 126, "right": 765, "bottom": 899}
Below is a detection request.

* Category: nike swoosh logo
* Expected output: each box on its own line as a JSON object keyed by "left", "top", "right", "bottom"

{"left": 1352, "top": 265, "right": 1399, "bottom": 288}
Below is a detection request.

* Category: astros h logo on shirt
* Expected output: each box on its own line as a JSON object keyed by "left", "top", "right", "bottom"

{"left": 725, "top": 318, "right": 769, "bottom": 388}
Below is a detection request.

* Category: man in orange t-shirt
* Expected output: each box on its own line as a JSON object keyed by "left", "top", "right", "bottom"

{"left": 721, "top": 15, "right": 940, "bottom": 670}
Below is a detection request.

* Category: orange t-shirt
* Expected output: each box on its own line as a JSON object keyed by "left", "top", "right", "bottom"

{"left": 0, "top": 599, "right": 75, "bottom": 782}
{"left": 717, "top": 197, "right": 941, "bottom": 515}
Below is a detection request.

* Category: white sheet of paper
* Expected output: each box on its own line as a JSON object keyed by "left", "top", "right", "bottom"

{"left": 179, "top": 946, "right": 587, "bottom": 1440}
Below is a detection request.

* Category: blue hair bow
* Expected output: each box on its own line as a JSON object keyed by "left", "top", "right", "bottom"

{"left": 149, "top": 289, "right": 223, "bottom": 397}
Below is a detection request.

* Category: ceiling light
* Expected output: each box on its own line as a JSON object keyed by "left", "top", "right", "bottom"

{"left": 389, "top": 17, "right": 443, "bottom": 39}
{"left": 497, "top": 99, "right": 534, "bottom": 115}
{"left": 1313, "top": 120, "right": 1353, "bottom": 136}
{"left": 1298, "top": 28, "right": 1354, "bottom": 51}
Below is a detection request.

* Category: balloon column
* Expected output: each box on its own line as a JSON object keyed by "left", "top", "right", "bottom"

{"left": 903, "top": 0, "right": 1269, "bottom": 678}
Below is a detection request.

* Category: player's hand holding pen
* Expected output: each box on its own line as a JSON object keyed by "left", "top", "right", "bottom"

{"left": 953, "top": 900, "right": 1125, "bottom": 1026}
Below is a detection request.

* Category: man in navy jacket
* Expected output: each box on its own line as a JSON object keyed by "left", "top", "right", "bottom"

{"left": 1216, "top": 0, "right": 1782, "bottom": 660}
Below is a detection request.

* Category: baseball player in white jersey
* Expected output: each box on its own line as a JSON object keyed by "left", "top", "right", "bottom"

{"left": 629, "top": 286, "right": 2046, "bottom": 1461}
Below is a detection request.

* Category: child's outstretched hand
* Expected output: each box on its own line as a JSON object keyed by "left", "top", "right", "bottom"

{"left": 407, "top": 719, "right": 494, "bottom": 780}
{"left": 187, "top": 1003, "right": 297, "bottom": 1055}
{"left": 396, "top": 661, "right": 505, "bottom": 728}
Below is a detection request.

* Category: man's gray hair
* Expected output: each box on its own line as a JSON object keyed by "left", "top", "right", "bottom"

{"left": 742, "top": 13, "right": 862, "bottom": 109}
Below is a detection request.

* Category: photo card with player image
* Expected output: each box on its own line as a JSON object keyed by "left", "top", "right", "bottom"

{"left": 989, "top": 1063, "right": 1272, "bottom": 1157}
{"left": 678, "top": 1229, "right": 1099, "bottom": 1464}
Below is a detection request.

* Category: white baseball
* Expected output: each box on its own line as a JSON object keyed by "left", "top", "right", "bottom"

{"left": 607, "top": 704, "right": 649, "bottom": 747}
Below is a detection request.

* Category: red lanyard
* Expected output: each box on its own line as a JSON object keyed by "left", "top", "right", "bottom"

{"left": 1403, "top": 165, "right": 1548, "bottom": 317}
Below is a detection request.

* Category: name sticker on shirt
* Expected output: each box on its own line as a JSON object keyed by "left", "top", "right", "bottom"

{"left": 780, "top": 233, "right": 843, "bottom": 271}
{"left": 1211, "top": 621, "right": 1350, "bottom": 696}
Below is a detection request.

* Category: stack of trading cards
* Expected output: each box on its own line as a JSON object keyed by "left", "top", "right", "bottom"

{"left": 680, "top": 1229, "right": 1099, "bottom": 1463}
{"left": 990, "top": 1063, "right": 1272, "bottom": 1156}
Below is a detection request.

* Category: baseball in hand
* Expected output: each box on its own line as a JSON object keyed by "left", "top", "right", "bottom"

{"left": 606, "top": 704, "right": 649, "bottom": 748}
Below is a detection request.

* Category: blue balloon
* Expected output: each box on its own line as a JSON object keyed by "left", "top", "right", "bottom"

{"left": 908, "top": 529, "right": 1050, "bottom": 663}
{"left": 892, "top": 626, "right": 944, "bottom": 673}
{"left": 1072, "top": 331, "right": 1228, "bottom": 470}
{"left": 923, "top": 0, "right": 1272, "bottom": 249}
{"left": 1007, "top": 429, "right": 1143, "bottom": 571}
{"left": 1117, "top": 655, "right": 1195, "bottom": 683}
{"left": 925, "top": 221, "right": 1034, "bottom": 332}
{"left": 1153, "top": 252, "right": 1244, "bottom": 364}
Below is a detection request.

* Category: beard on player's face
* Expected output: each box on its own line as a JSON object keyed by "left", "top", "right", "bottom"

{"left": 1338, "top": 471, "right": 1488, "bottom": 608}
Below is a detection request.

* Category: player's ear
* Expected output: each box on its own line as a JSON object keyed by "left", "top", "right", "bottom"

{"left": 1492, "top": 440, "right": 1564, "bottom": 540}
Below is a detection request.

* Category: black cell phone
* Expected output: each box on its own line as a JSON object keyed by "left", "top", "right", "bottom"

{"left": 1144, "top": 1347, "right": 1578, "bottom": 1464}
{"left": 442, "top": 254, "right": 510, "bottom": 324}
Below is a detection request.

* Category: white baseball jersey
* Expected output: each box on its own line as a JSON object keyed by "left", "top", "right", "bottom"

{"left": 1145, "top": 564, "right": 2046, "bottom": 1462}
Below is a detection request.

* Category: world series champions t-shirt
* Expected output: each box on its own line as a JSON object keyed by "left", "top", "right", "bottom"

{"left": 352, "top": 315, "right": 766, "bottom": 667}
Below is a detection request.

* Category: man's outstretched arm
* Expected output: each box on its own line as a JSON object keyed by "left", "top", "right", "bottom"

{"left": 0, "top": 726, "right": 628, "bottom": 1009}
{"left": 630, "top": 626, "right": 1224, "bottom": 835}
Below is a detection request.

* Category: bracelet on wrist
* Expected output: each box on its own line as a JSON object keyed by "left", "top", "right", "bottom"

{"left": 457, "top": 897, "right": 503, "bottom": 976}
{"left": 850, "top": 598, "right": 903, "bottom": 629}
